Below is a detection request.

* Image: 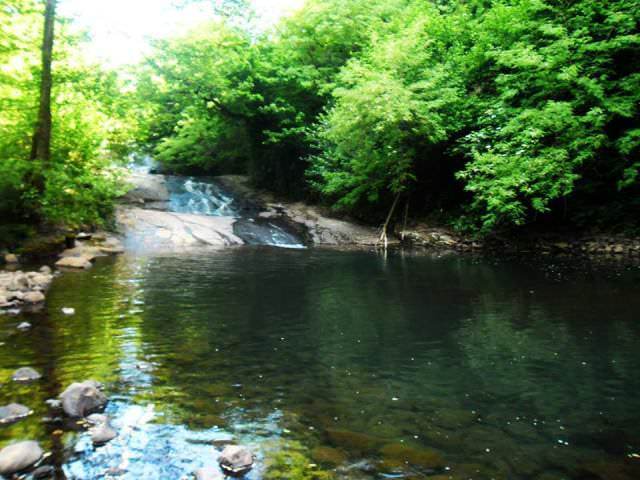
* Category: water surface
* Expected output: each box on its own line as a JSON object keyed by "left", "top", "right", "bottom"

{"left": 1, "top": 249, "right": 639, "bottom": 479}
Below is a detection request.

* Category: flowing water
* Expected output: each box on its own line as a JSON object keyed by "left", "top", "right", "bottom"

{"left": 1, "top": 249, "right": 639, "bottom": 479}
{"left": 165, "top": 175, "right": 306, "bottom": 249}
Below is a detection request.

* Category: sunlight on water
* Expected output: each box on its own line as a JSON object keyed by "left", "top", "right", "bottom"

{"left": 1, "top": 251, "right": 639, "bottom": 479}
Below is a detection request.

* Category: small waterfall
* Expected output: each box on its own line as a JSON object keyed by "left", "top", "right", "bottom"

{"left": 165, "top": 175, "right": 305, "bottom": 249}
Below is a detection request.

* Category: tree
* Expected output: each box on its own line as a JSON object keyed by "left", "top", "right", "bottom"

{"left": 30, "top": 0, "right": 56, "bottom": 163}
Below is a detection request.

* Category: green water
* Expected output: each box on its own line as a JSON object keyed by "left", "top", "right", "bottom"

{"left": 1, "top": 248, "right": 639, "bottom": 479}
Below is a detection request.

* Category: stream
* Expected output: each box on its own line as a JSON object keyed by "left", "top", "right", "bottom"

{"left": 0, "top": 176, "right": 639, "bottom": 479}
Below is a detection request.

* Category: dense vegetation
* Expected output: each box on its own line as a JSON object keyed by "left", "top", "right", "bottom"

{"left": 138, "top": 0, "right": 640, "bottom": 233}
{"left": 1, "top": 0, "right": 638, "bottom": 242}
{"left": 0, "top": 0, "right": 135, "bottom": 244}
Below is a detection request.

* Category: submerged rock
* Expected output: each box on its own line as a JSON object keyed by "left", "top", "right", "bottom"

{"left": 326, "top": 429, "right": 381, "bottom": 454}
{"left": 61, "top": 307, "right": 75, "bottom": 315}
{"left": 0, "top": 441, "right": 43, "bottom": 476}
{"left": 59, "top": 380, "right": 107, "bottom": 417}
{"left": 17, "top": 322, "right": 32, "bottom": 330}
{"left": 32, "top": 465, "right": 55, "bottom": 478}
{"left": 12, "top": 367, "right": 42, "bottom": 382}
{"left": 195, "top": 466, "right": 225, "bottom": 480}
{"left": 379, "top": 442, "right": 446, "bottom": 470}
{"left": 311, "top": 446, "right": 348, "bottom": 466}
{"left": 90, "top": 422, "right": 117, "bottom": 445}
{"left": 0, "top": 403, "right": 32, "bottom": 424}
{"left": 218, "top": 445, "right": 254, "bottom": 476}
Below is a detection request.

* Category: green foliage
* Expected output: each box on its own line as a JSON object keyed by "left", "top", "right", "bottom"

{"left": 137, "top": 0, "right": 639, "bottom": 233}
{"left": 264, "top": 441, "right": 335, "bottom": 480}
{"left": 0, "top": 2, "right": 137, "bottom": 229}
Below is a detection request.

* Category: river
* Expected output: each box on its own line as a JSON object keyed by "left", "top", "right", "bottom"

{"left": 0, "top": 176, "right": 639, "bottom": 479}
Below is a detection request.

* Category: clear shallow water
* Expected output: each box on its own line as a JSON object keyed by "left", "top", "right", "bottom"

{"left": 1, "top": 249, "right": 640, "bottom": 479}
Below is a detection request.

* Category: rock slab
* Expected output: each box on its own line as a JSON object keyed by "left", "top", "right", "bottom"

{"left": 0, "top": 441, "right": 43, "bottom": 476}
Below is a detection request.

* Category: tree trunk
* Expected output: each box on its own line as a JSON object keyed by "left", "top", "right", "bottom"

{"left": 30, "top": 0, "right": 57, "bottom": 163}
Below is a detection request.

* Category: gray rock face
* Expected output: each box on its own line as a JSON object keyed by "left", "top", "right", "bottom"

{"left": 59, "top": 380, "right": 107, "bottom": 417}
{"left": 90, "top": 422, "right": 117, "bottom": 445}
{"left": 218, "top": 445, "right": 254, "bottom": 475}
{"left": 0, "top": 441, "right": 43, "bottom": 476}
{"left": 0, "top": 404, "right": 32, "bottom": 424}
{"left": 12, "top": 367, "right": 42, "bottom": 382}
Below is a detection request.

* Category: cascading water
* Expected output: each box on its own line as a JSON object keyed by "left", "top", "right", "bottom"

{"left": 164, "top": 175, "right": 306, "bottom": 249}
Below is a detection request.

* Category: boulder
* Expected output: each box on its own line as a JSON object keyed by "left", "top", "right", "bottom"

{"left": 12, "top": 367, "right": 42, "bottom": 382}
{"left": 90, "top": 423, "right": 117, "bottom": 445}
{"left": 23, "top": 291, "right": 45, "bottom": 304}
{"left": 218, "top": 445, "right": 254, "bottom": 475}
{"left": 59, "top": 380, "right": 107, "bottom": 417}
{"left": 0, "top": 404, "right": 32, "bottom": 424}
{"left": 4, "top": 254, "right": 19, "bottom": 264}
{"left": 39, "top": 266, "right": 52, "bottom": 275}
{"left": 27, "top": 273, "right": 52, "bottom": 291}
{"left": 55, "top": 256, "right": 92, "bottom": 270}
{"left": 0, "top": 441, "right": 43, "bottom": 476}
{"left": 8, "top": 273, "right": 29, "bottom": 291}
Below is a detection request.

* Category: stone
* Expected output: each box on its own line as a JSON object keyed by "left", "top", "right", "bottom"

{"left": 61, "top": 307, "right": 75, "bottom": 315}
{"left": 17, "top": 322, "right": 32, "bottom": 330}
{"left": 28, "top": 273, "right": 52, "bottom": 291}
{"left": 0, "top": 403, "right": 32, "bottom": 424}
{"left": 23, "top": 291, "right": 46, "bottom": 304}
{"left": 195, "top": 466, "right": 225, "bottom": 480}
{"left": 0, "top": 441, "right": 43, "bottom": 476}
{"left": 218, "top": 445, "right": 254, "bottom": 475}
{"left": 59, "top": 380, "right": 107, "bottom": 417}
{"left": 8, "top": 273, "right": 29, "bottom": 291}
{"left": 55, "top": 256, "right": 93, "bottom": 269}
{"left": 12, "top": 367, "right": 42, "bottom": 382}
{"left": 32, "top": 465, "right": 55, "bottom": 478}
{"left": 4, "top": 254, "right": 19, "bottom": 264}
{"left": 76, "top": 232, "right": 92, "bottom": 240}
{"left": 86, "top": 413, "right": 108, "bottom": 425}
{"left": 39, "top": 266, "right": 52, "bottom": 275}
{"left": 91, "top": 423, "right": 117, "bottom": 445}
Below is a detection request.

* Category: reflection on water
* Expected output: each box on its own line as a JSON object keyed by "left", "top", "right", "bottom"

{"left": 1, "top": 249, "right": 639, "bottom": 479}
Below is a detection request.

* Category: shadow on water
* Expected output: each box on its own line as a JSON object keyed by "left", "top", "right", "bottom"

{"left": 1, "top": 250, "right": 640, "bottom": 478}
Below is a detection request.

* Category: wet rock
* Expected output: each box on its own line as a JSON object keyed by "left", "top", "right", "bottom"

{"left": 39, "top": 266, "right": 52, "bottom": 275}
{"left": 55, "top": 255, "right": 93, "bottom": 269}
{"left": 311, "top": 446, "right": 348, "bottom": 466}
{"left": 59, "top": 380, "right": 107, "bottom": 417}
{"left": 0, "top": 441, "right": 43, "bottom": 476}
{"left": 379, "top": 443, "right": 446, "bottom": 470}
{"left": 76, "top": 232, "right": 92, "bottom": 241}
{"left": 12, "top": 367, "right": 42, "bottom": 382}
{"left": 0, "top": 403, "right": 32, "bottom": 424}
{"left": 23, "top": 291, "right": 46, "bottom": 304}
{"left": 61, "top": 307, "right": 75, "bottom": 315}
{"left": 195, "top": 466, "right": 225, "bottom": 480}
{"left": 218, "top": 445, "right": 254, "bottom": 475}
{"left": 17, "top": 322, "right": 32, "bottom": 330}
{"left": 32, "top": 465, "right": 55, "bottom": 478}
{"left": 90, "top": 422, "right": 117, "bottom": 445}
{"left": 86, "top": 413, "right": 108, "bottom": 425}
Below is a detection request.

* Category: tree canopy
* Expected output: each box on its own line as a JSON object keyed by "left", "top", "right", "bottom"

{"left": 1, "top": 0, "right": 638, "bottom": 240}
